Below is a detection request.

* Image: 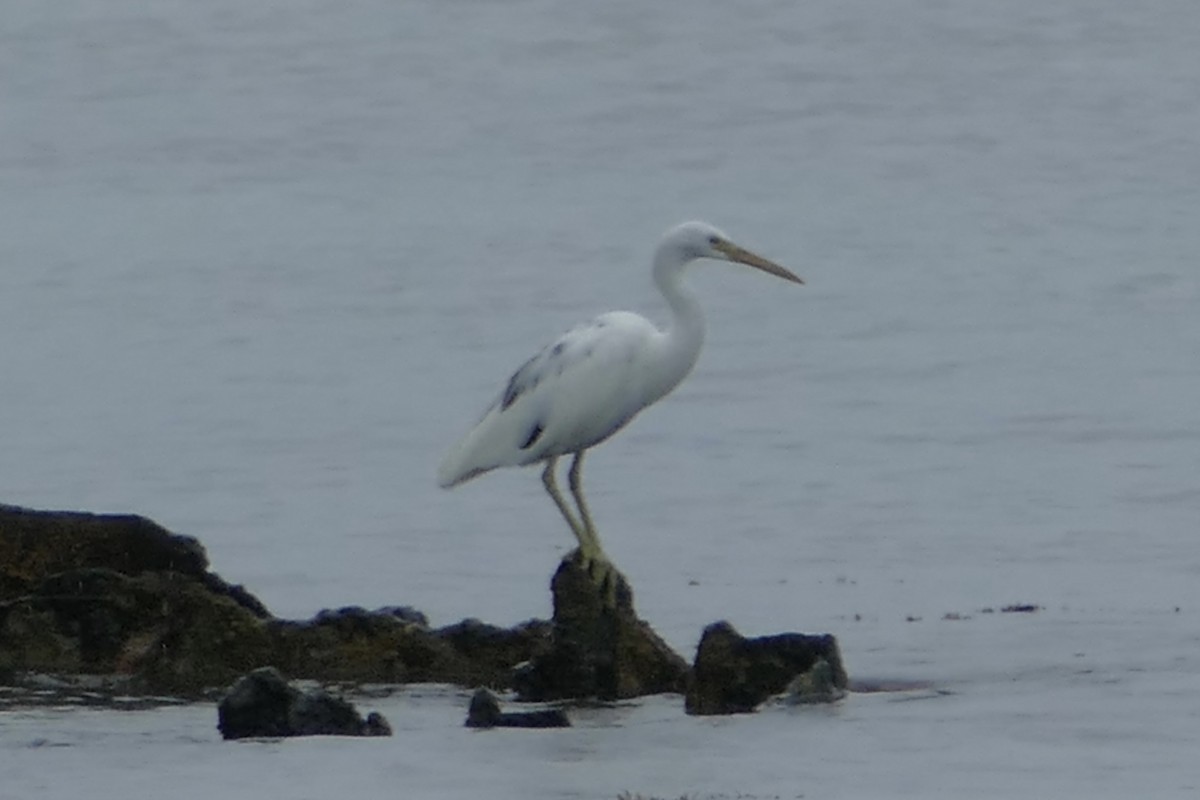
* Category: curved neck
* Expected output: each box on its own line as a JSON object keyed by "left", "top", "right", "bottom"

{"left": 649, "top": 246, "right": 706, "bottom": 401}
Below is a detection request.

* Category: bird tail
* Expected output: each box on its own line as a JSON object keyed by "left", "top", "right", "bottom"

{"left": 438, "top": 399, "right": 538, "bottom": 488}
{"left": 437, "top": 425, "right": 497, "bottom": 488}
{"left": 437, "top": 456, "right": 488, "bottom": 489}
{"left": 437, "top": 448, "right": 475, "bottom": 488}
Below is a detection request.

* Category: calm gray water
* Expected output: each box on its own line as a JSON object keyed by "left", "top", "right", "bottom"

{"left": 2, "top": 1, "right": 1199, "bottom": 797}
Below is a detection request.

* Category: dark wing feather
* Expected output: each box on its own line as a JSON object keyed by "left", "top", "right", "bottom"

{"left": 496, "top": 324, "right": 592, "bottom": 412}
{"left": 501, "top": 355, "right": 540, "bottom": 410}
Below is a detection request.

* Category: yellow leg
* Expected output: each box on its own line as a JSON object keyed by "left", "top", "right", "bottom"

{"left": 567, "top": 451, "right": 620, "bottom": 607}
{"left": 545, "top": 453, "right": 619, "bottom": 606}
{"left": 542, "top": 456, "right": 586, "bottom": 548}
{"left": 568, "top": 451, "right": 604, "bottom": 559}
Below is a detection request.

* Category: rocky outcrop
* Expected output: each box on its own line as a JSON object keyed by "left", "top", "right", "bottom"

{"left": 0, "top": 504, "right": 266, "bottom": 616}
{"left": 0, "top": 505, "right": 277, "bottom": 694}
{"left": 0, "top": 504, "right": 550, "bottom": 695}
{"left": 464, "top": 687, "right": 570, "bottom": 728}
{"left": 1, "top": 503, "right": 848, "bottom": 712}
{"left": 512, "top": 551, "right": 689, "bottom": 701}
{"left": 217, "top": 667, "right": 391, "bottom": 739}
{"left": 685, "top": 621, "right": 848, "bottom": 714}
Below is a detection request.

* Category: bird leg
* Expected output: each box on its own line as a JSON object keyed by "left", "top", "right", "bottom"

{"left": 567, "top": 451, "right": 620, "bottom": 605}
{"left": 543, "top": 454, "right": 619, "bottom": 607}
{"left": 567, "top": 451, "right": 602, "bottom": 558}
{"left": 541, "top": 456, "right": 586, "bottom": 546}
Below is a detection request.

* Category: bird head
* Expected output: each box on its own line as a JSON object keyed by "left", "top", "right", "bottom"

{"left": 663, "top": 221, "right": 803, "bottom": 284}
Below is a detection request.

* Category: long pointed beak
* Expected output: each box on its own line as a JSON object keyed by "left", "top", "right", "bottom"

{"left": 715, "top": 240, "right": 804, "bottom": 284}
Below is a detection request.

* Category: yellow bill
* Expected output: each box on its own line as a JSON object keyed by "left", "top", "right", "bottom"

{"left": 714, "top": 239, "right": 804, "bottom": 284}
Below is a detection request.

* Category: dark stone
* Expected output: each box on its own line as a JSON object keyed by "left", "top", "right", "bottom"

{"left": 217, "top": 666, "right": 391, "bottom": 739}
{"left": 685, "top": 621, "right": 848, "bottom": 715}
{"left": 217, "top": 667, "right": 295, "bottom": 738}
{"left": 464, "top": 687, "right": 569, "bottom": 729}
{"left": 513, "top": 550, "right": 688, "bottom": 701}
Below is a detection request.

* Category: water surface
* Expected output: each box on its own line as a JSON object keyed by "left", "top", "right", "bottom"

{"left": 2, "top": 1, "right": 1198, "bottom": 796}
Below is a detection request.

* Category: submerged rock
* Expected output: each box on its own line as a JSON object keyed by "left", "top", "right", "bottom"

{"left": 513, "top": 550, "right": 688, "bottom": 701}
{"left": 685, "top": 621, "right": 848, "bottom": 714}
{"left": 217, "top": 666, "right": 391, "bottom": 739}
{"left": 464, "top": 687, "right": 570, "bottom": 728}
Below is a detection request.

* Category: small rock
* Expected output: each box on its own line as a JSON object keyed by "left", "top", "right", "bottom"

{"left": 685, "top": 621, "right": 848, "bottom": 715}
{"left": 464, "top": 687, "right": 569, "bottom": 729}
{"left": 217, "top": 667, "right": 391, "bottom": 739}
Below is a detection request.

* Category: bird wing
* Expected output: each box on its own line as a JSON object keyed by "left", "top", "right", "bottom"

{"left": 438, "top": 311, "right": 661, "bottom": 487}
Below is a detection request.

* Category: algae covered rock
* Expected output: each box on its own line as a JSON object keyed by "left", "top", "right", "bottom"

{"left": 0, "top": 503, "right": 554, "bottom": 694}
{"left": 0, "top": 567, "right": 275, "bottom": 695}
{"left": 0, "top": 504, "right": 205, "bottom": 595}
{"left": 0, "top": 504, "right": 276, "bottom": 695}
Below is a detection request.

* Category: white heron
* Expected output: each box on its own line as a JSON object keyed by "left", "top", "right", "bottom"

{"left": 438, "top": 221, "right": 802, "bottom": 589}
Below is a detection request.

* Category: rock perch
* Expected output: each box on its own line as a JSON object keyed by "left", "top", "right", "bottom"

{"left": 513, "top": 550, "right": 688, "bottom": 701}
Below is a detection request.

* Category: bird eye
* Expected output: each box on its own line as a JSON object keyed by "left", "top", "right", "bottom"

{"left": 707, "top": 235, "right": 721, "bottom": 246}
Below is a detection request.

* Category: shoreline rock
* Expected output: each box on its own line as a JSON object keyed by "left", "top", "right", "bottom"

{"left": 1, "top": 503, "right": 847, "bottom": 713}
{"left": 0, "top": 503, "right": 554, "bottom": 696}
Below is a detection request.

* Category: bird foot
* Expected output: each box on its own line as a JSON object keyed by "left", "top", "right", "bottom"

{"left": 572, "top": 548, "right": 624, "bottom": 610}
